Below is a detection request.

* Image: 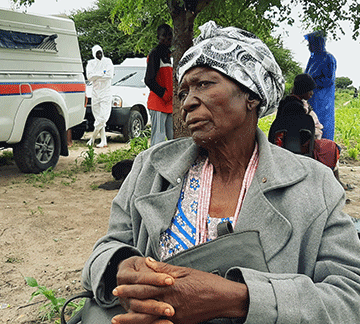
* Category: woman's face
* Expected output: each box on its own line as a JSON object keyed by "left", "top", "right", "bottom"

{"left": 178, "top": 67, "right": 255, "bottom": 145}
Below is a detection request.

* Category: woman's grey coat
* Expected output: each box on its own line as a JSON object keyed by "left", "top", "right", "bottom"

{"left": 82, "top": 128, "right": 360, "bottom": 323}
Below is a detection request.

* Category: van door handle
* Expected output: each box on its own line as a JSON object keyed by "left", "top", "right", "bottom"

{"left": 20, "top": 83, "right": 33, "bottom": 98}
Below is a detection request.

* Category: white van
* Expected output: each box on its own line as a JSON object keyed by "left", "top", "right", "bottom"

{"left": 0, "top": 8, "right": 86, "bottom": 173}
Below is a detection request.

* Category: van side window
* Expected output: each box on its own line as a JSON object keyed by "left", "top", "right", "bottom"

{"left": 0, "top": 29, "right": 58, "bottom": 52}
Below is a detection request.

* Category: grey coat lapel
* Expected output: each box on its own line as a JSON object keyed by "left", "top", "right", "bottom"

{"left": 236, "top": 129, "right": 308, "bottom": 262}
{"left": 135, "top": 138, "right": 199, "bottom": 259}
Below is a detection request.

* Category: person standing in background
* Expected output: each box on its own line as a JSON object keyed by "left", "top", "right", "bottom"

{"left": 304, "top": 31, "right": 337, "bottom": 140}
{"left": 86, "top": 45, "right": 114, "bottom": 148}
{"left": 145, "top": 24, "right": 174, "bottom": 146}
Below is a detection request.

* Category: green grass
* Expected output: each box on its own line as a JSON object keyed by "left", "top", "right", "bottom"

{"left": 258, "top": 113, "right": 276, "bottom": 136}
{"left": 0, "top": 150, "right": 14, "bottom": 166}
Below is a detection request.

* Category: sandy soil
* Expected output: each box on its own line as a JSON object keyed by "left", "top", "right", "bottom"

{"left": 0, "top": 134, "right": 359, "bottom": 323}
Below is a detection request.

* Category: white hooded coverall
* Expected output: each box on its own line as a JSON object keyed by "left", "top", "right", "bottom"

{"left": 86, "top": 45, "right": 114, "bottom": 129}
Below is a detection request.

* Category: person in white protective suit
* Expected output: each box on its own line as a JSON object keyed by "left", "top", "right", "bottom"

{"left": 86, "top": 45, "right": 114, "bottom": 148}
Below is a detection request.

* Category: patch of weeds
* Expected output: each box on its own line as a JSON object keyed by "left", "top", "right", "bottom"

{"left": 58, "top": 169, "right": 78, "bottom": 186}
{"left": 96, "top": 131, "right": 150, "bottom": 172}
{"left": 25, "top": 167, "right": 57, "bottom": 187}
{"left": 348, "top": 148, "right": 359, "bottom": 160}
{"left": 77, "top": 146, "right": 97, "bottom": 172}
{"left": 25, "top": 277, "right": 85, "bottom": 322}
{"left": 129, "top": 132, "right": 150, "bottom": 154}
{"left": 0, "top": 150, "right": 14, "bottom": 166}
{"left": 97, "top": 149, "right": 135, "bottom": 172}
{"left": 5, "top": 256, "right": 23, "bottom": 263}
{"left": 27, "top": 206, "right": 44, "bottom": 216}
{"left": 90, "top": 183, "right": 99, "bottom": 190}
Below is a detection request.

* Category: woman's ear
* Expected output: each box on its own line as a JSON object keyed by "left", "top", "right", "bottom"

{"left": 245, "top": 93, "right": 260, "bottom": 111}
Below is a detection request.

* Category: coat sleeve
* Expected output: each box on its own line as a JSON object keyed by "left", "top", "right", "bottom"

{"left": 81, "top": 153, "right": 145, "bottom": 307}
{"left": 103, "top": 57, "right": 114, "bottom": 80}
{"left": 231, "top": 174, "right": 360, "bottom": 324}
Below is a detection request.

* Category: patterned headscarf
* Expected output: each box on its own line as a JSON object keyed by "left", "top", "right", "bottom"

{"left": 177, "top": 21, "right": 285, "bottom": 118}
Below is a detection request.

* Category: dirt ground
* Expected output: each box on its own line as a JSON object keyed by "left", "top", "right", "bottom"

{"left": 1, "top": 133, "right": 360, "bottom": 323}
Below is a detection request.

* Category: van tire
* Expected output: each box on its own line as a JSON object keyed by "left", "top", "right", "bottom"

{"left": 13, "top": 117, "right": 61, "bottom": 174}
{"left": 122, "top": 110, "right": 144, "bottom": 141}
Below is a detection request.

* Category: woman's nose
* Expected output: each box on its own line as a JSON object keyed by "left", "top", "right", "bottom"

{"left": 182, "top": 91, "right": 200, "bottom": 113}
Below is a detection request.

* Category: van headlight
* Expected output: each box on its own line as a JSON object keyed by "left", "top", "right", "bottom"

{"left": 112, "top": 95, "right": 122, "bottom": 108}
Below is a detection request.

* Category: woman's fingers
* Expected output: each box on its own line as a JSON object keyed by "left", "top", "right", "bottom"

{"left": 129, "top": 298, "right": 175, "bottom": 317}
{"left": 113, "top": 285, "right": 175, "bottom": 316}
{"left": 117, "top": 256, "right": 174, "bottom": 287}
{"left": 111, "top": 311, "right": 174, "bottom": 324}
{"left": 111, "top": 312, "right": 157, "bottom": 324}
{"left": 114, "top": 283, "right": 163, "bottom": 299}
{"left": 120, "top": 268, "right": 174, "bottom": 286}
{"left": 145, "top": 257, "right": 189, "bottom": 278}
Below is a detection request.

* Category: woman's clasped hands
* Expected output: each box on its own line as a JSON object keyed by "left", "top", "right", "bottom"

{"left": 111, "top": 256, "right": 249, "bottom": 324}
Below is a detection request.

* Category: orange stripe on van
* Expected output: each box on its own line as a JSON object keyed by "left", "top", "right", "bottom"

{"left": 0, "top": 82, "right": 86, "bottom": 96}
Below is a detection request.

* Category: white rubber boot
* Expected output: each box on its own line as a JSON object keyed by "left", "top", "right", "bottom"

{"left": 96, "top": 127, "right": 107, "bottom": 148}
{"left": 87, "top": 127, "right": 101, "bottom": 146}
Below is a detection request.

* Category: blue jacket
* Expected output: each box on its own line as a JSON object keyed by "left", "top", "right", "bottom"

{"left": 305, "top": 31, "right": 337, "bottom": 140}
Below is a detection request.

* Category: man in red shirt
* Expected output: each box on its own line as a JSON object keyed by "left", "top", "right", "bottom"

{"left": 145, "top": 24, "right": 173, "bottom": 146}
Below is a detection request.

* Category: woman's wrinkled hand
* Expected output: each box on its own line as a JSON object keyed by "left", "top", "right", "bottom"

{"left": 112, "top": 256, "right": 175, "bottom": 324}
{"left": 113, "top": 257, "right": 249, "bottom": 324}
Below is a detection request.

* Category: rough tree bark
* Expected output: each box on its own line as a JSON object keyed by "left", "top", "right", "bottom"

{"left": 168, "top": 0, "right": 213, "bottom": 138}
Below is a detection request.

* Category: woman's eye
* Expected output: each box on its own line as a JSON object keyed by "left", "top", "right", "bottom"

{"left": 178, "top": 91, "right": 188, "bottom": 101}
{"left": 199, "top": 81, "right": 208, "bottom": 87}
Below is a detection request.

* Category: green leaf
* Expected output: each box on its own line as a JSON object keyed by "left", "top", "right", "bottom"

{"left": 25, "top": 277, "right": 38, "bottom": 287}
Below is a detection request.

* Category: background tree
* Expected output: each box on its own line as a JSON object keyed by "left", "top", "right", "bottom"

{"left": 335, "top": 77, "right": 353, "bottom": 89}
{"left": 70, "top": 0, "right": 147, "bottom": 69}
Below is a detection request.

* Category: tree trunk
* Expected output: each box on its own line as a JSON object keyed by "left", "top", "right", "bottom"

{"left": 168, "top": 0, "right": 212, "bottom": 138}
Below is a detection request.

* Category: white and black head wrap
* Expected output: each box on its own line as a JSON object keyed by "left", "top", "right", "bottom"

{"left": 177, "top": 21, "right": 285, "bottom": 118}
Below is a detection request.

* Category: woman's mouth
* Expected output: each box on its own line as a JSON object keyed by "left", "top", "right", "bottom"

{"left": 186, "top": 118, "right": 209, "bottom": 130}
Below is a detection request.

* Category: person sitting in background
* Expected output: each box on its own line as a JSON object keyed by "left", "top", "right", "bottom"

{"left": 81, "top": 21, "right": 360, "bottom": 324}
{"left": 277, "top": 73, "right": 323, "bottom": 139}
{"left": 276, "top": 73, "right": 351, "bottom": 190}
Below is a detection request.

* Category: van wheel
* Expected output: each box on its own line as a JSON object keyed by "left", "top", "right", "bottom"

{"left": 13, "top": 117, "right": 61, "bottom": 174}
{"left": 123, "top": 111, "right": 144, "bottom": 141}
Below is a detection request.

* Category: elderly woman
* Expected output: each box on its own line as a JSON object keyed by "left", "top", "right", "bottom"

{"left": 81, "top": 21, "right": 360, "bottom": 324}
